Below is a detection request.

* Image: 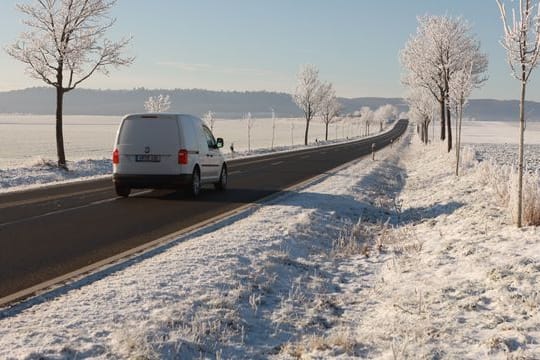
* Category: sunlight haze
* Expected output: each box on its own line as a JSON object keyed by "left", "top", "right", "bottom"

{"left": 0, "top": 0, "right": 534, "bottom": 100}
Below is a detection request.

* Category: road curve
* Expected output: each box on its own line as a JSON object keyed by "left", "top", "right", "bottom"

{"left": 0, "top": 120, "right": 408, "bottom": 300}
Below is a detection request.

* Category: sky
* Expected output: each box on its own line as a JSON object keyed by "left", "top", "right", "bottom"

{"left": 0, "top": 0, "right": 537, "bottom": 101}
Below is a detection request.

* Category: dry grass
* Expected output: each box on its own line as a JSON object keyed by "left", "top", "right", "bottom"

{"left": 477, "top": 160, "right": 540, "bottom": 226}
{"left": 280, "top": 329, "right": 362, "bottom": 358}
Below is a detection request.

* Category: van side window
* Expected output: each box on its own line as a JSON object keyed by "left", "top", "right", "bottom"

{"left": 203, "top": 126, "right": 217, "bottom": 148}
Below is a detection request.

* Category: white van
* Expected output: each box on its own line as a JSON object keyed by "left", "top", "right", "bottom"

{"left": 112, "top": 113, "right": 227, "bottom": 197}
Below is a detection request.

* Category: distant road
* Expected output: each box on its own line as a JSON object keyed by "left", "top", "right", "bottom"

{"left": 0, "top": 119, "right": 408, "bottom": 302}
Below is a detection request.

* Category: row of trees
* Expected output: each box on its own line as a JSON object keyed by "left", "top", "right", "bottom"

{"left": 293, "top": 65, "right": 341, "bottom": 144}
{"left": 402, "top": 2, "right": 540, "bottom": 228}
{"left": 400, "top": 15, "right": 488, "bottom": 154}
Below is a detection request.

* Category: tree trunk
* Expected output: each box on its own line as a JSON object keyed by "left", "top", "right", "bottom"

{"left": 304, "top": 117, "right": 310, "bottom": 145}
{"left": 56, "top": 86, "right": 67, "bottom": 169}
{"left": 517, "top": 80, "right": 526, "bottom": 227}
{"left": 446, "top": 105, "right": 452, "bottom": 152}
{"left": 455, "top": 101, "right": 463, "bottom": 176}
{"left": 325, "top": 122, "right": 329, "bottom": 141}
{"left": 439, "top": 98, "right": 446, "bottom": 141}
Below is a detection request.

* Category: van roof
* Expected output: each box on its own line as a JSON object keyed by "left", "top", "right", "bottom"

{"left": 123, "top": 113, "right": 197, "bottom": 118}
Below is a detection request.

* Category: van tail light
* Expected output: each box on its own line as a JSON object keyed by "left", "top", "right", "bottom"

{"left": 113, "top": 148, "right": 120, "bottom": 164}
{"left": 178, "top": 149, "right": 188, "bottom": 165}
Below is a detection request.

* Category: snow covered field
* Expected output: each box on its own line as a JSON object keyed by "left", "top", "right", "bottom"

{"left": 0, "top": 114, "right": 358, "bottom": 169}
{"left": 0, "top": 114, "right": 370, "bottom": 191}
{"left": 1, "top": 127, "right": 539, "bottom": 358}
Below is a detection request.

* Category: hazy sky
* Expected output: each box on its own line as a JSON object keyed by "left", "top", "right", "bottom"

{"left": 0, "top": 0, "right": 537, "bottom": 101}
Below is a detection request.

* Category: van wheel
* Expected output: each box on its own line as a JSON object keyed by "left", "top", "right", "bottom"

{"left": 115, "top": 184, "right": 131, "bottom": 197}
{"left": 215, "top": 165, "right": 227, "bottom": 191}
{"left": 190, "top": 167, "right": 201, "bottom": 197}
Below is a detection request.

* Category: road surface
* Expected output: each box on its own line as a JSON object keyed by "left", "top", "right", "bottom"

{"left": 0, "top": 119, "right": 408, "bottom": 301}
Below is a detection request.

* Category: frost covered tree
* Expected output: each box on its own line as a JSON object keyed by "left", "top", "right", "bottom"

{"left": 496, "top": 0, "right": 540, "bottom": 227}
{"left": 407, "top": 88, "right": 436, "bottom": 145}
{"left": 449, "top": 65, "right": 474, "bottom": 176}
{"left": 144, "top": 94, "right": 171, "bottom": 113}
{"left": 359, "top": 106, "right": 374, "bottom": 136}
{"left": 318, "top": 82, "right": 342, "bottom": 141}
{"left": 270, "top": 108, "right": 276, "bottom": 150}
{"left": 374, "top": 104, "right": 398, "bottom": 132}
{"left": 293, "top": 64, "right": 324, "bottom": 145}
{"left": 400, "top": 15, "right": 488, "bottom": 152}
{"left": 203, "top": 110, "right": 216, "bottom": 131}
{"left": 6, "top": 0, "right": 133, "bottom": 169}
{"left": 245, "top": 112, "right": 254, "bottom": 152}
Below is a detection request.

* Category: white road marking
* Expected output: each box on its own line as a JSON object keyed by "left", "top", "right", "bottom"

{"left": 271, "top": 161, "right": 284, "bottom": 166}
{"left": 0, "top": 190, "right": 154, "bottom": 227}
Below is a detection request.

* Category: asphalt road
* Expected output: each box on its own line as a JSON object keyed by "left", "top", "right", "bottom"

{"left": 0, "top": 119, "right": 408, "bottom": 300}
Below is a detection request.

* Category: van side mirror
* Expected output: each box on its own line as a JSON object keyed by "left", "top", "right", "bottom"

{"left": 216, "top": 138, "right": 224, "bottom": 148}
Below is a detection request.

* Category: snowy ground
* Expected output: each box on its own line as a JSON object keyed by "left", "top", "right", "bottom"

{"left": 0, "top": 137, "right": 362, "bottom": 193}
{"left": 0, "top": 114, "right": 384, "bottom": 192}
{"left": 1, "top": 128, "right": 539, "bottom": 359}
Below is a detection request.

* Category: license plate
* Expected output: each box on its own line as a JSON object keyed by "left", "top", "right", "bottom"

{"left": 135, "top": 154, "right": 161, "bottom": 162}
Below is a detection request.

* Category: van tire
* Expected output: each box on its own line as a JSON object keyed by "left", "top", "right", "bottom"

{"left": 115, "top": 184, "right": 131, "bottom": 197}
{"left": 215, "top": 165, "right": 227, "bottom": 191}
{"left": 190, "top": 167, "right": 201, "bottom": 197}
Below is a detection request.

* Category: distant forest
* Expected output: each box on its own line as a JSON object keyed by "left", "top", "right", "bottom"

{"left": 0, "top": 87, "right": 538, "bottom": 121}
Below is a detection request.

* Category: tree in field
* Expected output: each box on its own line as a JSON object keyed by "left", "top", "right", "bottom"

{"left": 400, "top": 15, "right": 488, "bottom": 152}
{"left": 270, "top": 108, "right": 276, "bottom": 150}
{"left": 293, "top": 64, "right": 324, "bottom": 145}
{"left": 496, "top": 0, "right": 540, "bottom": 227}
{"left": 145, "top": 94, "right": 171, "bottom": 113}
{"left": 359, "top": 106, "right": 374, "bottom": 136}
{"left": 407, "top": 88, "right": 436, "bottom": 145}
{"left": 6, "top": 0, "right": 133, "bottom": 169}
{"left": 449, "top": 65, "right": 474, "bottom": 176}
{"left": 374, "top": 104, "right": 398, "bottom": 132}
{"left": 245, "top": 112, "right": 254, "bottom": 152}
{"left": 318, "top": 82, "right": 342, "bottom": 141}
{"left": 203, "top": 110, "right": 216, "bottom": 131}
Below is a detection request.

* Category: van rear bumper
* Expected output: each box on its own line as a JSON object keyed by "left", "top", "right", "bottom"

{"left": 113, "top": 174, "right": 192, "bottom": 189}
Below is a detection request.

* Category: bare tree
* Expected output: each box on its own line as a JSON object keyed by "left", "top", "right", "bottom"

{"left": 449, "top": 65, "right": 474, "bottom": 176}
{"left": 270, "top": 108, "right": 276, "bottom": 150}
{"left": 203, "top": 110, "right": 216, "bottom": 132}
{"left": 6, "top": 0, "right": 133, "bottom": 169}
{"left": 144, "top": 94, "right": 171, "bottom": 113}
{"left": 319, "top": 82, "right": 342, "bottom": 141}
{"left": 293, "top": 64, "right": 324, "bottom": 145}
{"left": 245, "top": 112, "right": 254, "bottom": 152}
{"left": 497, "top": 0, "right": 540, "bottom": 227}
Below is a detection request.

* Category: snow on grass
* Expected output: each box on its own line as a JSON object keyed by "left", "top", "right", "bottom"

{"left": 1, "top": 129, "right": 539, "bottom": 359}
{"left": 282, "top": 137, "right": 540, "bottom": 359}
{"left": 0, "top": 158, "right": 111, "bottom": 193}
{"left": 0, "top": 132, "right": 406, "bottom": 358}
{"left": 471, "top": 143, "right": 540, "bottom": 172}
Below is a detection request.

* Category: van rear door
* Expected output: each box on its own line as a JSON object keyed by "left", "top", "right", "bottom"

{"left": 116, "top": 114, "right": 180, "bottom": 175}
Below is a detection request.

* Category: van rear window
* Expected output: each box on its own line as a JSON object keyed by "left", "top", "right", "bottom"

{"left": 118, "top": 118, "right": 178, "bottom": 144}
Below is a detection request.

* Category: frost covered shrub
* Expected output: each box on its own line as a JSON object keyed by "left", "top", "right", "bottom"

{"left": 332, "top": 219, "right": 369, "bottom": 256}
{"left": 509, "top": 169, "right": 540, "bottom": 226}
{"left": 477, "top": 160, "right": 540, "bottom": 226}
{"left": 476, "top": 160, "right": 511, "bottom": 205}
